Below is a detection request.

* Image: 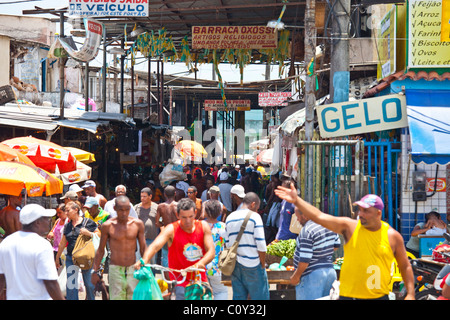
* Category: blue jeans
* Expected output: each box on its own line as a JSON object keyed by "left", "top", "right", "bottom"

{"left": 231, "top": 262, "right": 270, "bottom": 300}
{"left": 295, "top": 267, "right": 336, "bottom": 300}
{"left": 65, "top": 255, "right": 95, "bottom": 300}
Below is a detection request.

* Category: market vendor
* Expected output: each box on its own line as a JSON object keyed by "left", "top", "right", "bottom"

{"left": 290, "top": 207, "right": 341, "bottom": 300}
{"left": 406, "top": 211, "right": 449, "bottom": 258}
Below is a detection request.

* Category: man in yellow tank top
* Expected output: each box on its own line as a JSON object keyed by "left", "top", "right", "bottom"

{"left": 275, "top": 185, "right": 415, "bottom": 300}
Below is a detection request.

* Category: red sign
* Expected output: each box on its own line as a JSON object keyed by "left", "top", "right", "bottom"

{"left": 204, "top": 100, "right": 251, "bottom": 111}
{"left": 258, "top": 92, "right": 292, "bottom": 107}
{"left": 87, "top": 20, "right": 102, "bottom": 35}
{"left": 426, "top": 178, "right": 446, "bottom": 192}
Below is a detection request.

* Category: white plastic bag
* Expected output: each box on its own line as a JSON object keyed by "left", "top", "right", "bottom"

{"left": 159, "top": 149, "right": 187, "bottom": 186}
{"left": 159, "top": 163, "right": 186, "bottom": 186}
{"left": 57, "top": 266, "right": 67, "bottom": 296}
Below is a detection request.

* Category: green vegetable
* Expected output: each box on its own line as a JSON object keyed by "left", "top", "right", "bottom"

{"left": 267, "top": 239, "right": 297, "bottom": 259}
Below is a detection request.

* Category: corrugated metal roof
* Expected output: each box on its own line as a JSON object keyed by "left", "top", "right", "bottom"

{"left": 0, "top": 103, "right": 132, "bottom": 133}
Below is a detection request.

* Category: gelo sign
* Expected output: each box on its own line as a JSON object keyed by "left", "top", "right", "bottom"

{"left": 317, "top": 94, "right": 408, "bottom": 138}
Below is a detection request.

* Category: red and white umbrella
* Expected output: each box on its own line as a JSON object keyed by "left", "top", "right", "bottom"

{"left": 2, "top": 136, "right": 77, "bottom": 174}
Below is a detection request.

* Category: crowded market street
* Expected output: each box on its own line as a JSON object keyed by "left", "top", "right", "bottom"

{"left": 0, "top": 0, "right": 450, "bottom": 306}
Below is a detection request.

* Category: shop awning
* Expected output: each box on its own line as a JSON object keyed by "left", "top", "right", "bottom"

{"left": 406, "top": 89, "right": 450, "bottom": 165}
{"left": 279, "top": 107, "right": 306, "bottom": 136}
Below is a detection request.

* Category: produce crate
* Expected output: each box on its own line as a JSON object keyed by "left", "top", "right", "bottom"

{"left": 266, "top": 254, "right": 294, "bottom": 267}
{"left": 221, "top": 269, "right": 294, "bottom": 285}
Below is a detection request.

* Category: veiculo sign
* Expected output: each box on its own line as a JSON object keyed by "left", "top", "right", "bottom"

{"left": 69, "top": 0, "right": 149, "bottom": 17}
{"left": 317, "top": 94, "right": 408, "bottom": 138}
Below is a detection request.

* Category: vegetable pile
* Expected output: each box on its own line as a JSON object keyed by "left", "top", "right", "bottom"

{"left": 267, "top": 239, "right": 296, "bottom": 259}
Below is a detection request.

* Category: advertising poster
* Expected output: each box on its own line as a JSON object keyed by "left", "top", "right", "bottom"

{"left": 377, "top": 5, "right": 396, "bottom": 79}
{"left": 408, "top": 0, "right": 450, "bottom": 67}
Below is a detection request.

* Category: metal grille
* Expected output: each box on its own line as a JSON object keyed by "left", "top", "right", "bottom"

{"left": 297, "top": 140, "right": 364, "bottom": 218}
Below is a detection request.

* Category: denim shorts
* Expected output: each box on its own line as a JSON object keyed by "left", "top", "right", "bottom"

{"left": 231, "top": 262, "right": 270, "bottom": 300}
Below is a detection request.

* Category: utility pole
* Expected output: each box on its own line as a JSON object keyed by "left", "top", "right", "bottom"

{"left": 102, "top": 25, "right": 107, "bottom": 112}
{"left": 304, "top": 0, "right": 317, "bottom": 203}
{"left": 59, "top": 12, "right": 66, "bottom": 120}
{"left": 329, "top": 0, "right": 350, "bottom": 104}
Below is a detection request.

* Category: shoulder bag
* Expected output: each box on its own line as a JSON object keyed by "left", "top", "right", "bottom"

{"left": 72, "top": 218, "right": 96, "bottom": 270}
{"left": 218, "top": 210, "right": 252, "bottom": 276}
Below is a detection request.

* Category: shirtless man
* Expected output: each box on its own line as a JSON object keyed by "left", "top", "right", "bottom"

{"left": 187, "top": 186, "right": 202, "bottom": 219}
{"left": 91, "top": 195, "right": 146, "bottom": 300}
{"left": 82, "top": 180, "right": 107, "bottom": 209}
{"left": 0, "top": 195, "right": 23, "bottom": 237}
{"left": 155, "top": 186, "right": 178, "bottom": 228}
{"left": 155, "top": 186, "right": 178, "bottom": 268}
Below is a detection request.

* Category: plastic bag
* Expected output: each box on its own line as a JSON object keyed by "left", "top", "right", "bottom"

{"left": 432, "top": 244, "right": 450, "bottom": 263}
{"left": 159, "top": 163, "right": 186, "bottom": 186}
{"left": 269, "top": 256, "right": 288, "bottom": 271}
{"left": 185, "top": 282, "right": 213, "bottom": 300}
{"left": 132, "top": 266, "right": 163, "bottom": 300}
{"left": 57, "top": 265, "right": 67, "bottom": 296}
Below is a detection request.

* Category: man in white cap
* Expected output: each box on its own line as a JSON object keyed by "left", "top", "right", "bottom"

{"left": 60, "top": 190, "right": 78, "bottom": 204}
{"left": 82, "top": 180, "right": 107, "bottom": 209}
{"left": 275, "top": 185, "right": 416, "bottom": 300}
{"left": 69, "top": 184, "right": 85, "bottom": 205}
{"left": 0, "top": 204, "right": 64, "bottom": 300}
{"left": 230, "top": 184, "right": 245, "bottom": 211}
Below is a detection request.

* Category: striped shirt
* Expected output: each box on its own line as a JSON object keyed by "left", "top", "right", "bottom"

{"left": 225, "top": 209, "right": 266, "bottom": 268}
{"left": 293, "top": 220, "right": 341, "bottom": 276}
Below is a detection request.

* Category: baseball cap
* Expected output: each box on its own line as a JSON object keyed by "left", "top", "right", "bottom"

{"left": 208, "top": 186, "right": 220, "bottom": 193}
{"left": 84, "top": 196, "right": 99, "bottom": 208}
{"left": 354, "top": 194, "right": 384, "bottom": 211}
{"left": 20, "top": 204, "right": 56, "bottom": 225}
{"left": 82, "top": 180, "right": 96, "bottom": 188}
{"left": 60, "top": 191, "right": 78, "bottom": 201}
{"left": 69, "top": 184, "right": 83, "bottom": 193}
{"left": 230, "top": 184, "right": 245, "bottom": 198}
{"left": 219, "top": 172, "right": 229, "bottom": 181}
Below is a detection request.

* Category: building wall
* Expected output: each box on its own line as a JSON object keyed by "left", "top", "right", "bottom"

{"left": 0, "top": 14, "right": 54, "bottom": 46}
{"left": 0, "top": 36, "right": 10, "bottom": 86}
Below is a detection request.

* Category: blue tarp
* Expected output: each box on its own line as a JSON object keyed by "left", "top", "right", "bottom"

{"left": 406, "top": 89, "right": 450, "bottom": 165}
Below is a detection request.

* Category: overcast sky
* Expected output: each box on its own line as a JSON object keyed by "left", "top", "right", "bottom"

{"left": 1, "top": 0, "right": 66, "bottom": 17}
{"left": 0, "top": 0, "right": 285, "bottom": 82}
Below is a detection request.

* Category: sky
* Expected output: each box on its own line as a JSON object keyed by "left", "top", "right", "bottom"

{"left": 0, "top": 0, "right": 286, "bottom": 83}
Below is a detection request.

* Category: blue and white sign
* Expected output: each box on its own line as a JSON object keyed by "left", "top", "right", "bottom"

{"left": 317, "top": 94, "right": 408, "bottom": 138}
{"left": 69, "top": 0, "right": 149, "bottom": 17}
